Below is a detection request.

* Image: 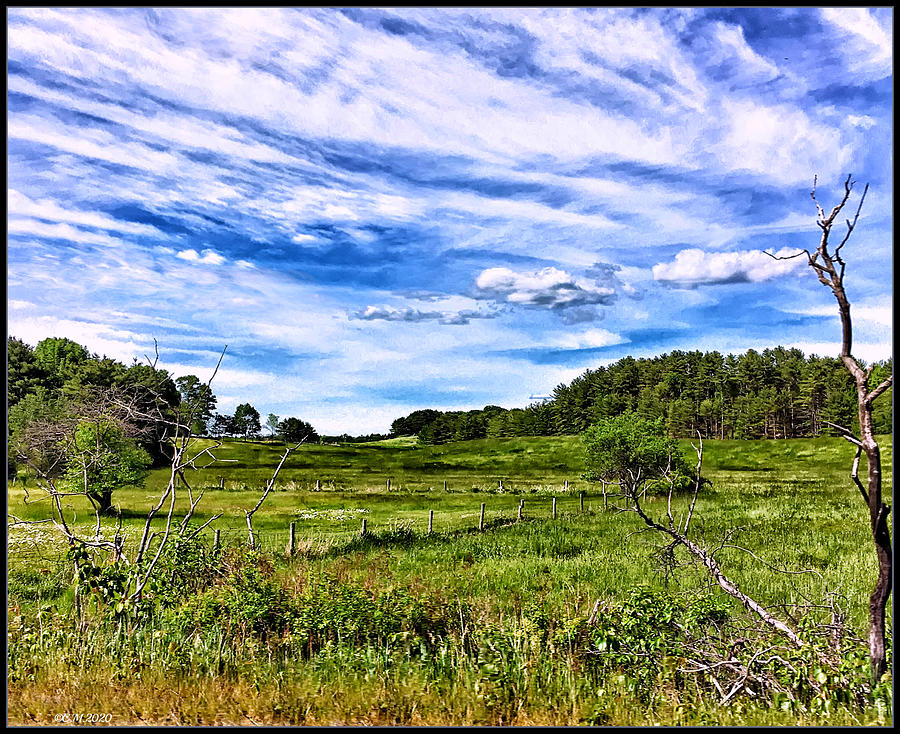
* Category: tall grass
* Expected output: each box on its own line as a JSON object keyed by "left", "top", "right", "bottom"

{"left": 7, "top": 435, "right": 893, "bottom": 725}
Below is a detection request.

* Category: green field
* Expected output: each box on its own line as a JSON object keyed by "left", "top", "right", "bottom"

{"left": 7, "top": 435, "right": 894, "bottom": 725}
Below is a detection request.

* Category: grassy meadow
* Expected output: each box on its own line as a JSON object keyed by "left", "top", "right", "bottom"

{"left": 7, "top": 434, "right": 894, "bottom": 726}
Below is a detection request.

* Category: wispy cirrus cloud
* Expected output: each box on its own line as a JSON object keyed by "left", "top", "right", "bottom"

{"left": 350, "top": 305, "right": 497, "bottom": 325}
{"left": 8, "top": 189, "right": 166, "bottom": 238}
{"left": 7, "top": 7, "right": 892, "bottom": 432}
{"left": 820, "top": 8, "right": 892, "bottom": 82}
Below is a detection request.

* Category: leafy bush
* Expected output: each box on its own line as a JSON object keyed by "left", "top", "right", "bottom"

{"left": 166, "top": 551, "right": 292, "bottom": 640}
{"left": 166, "top": 566, "right": 457, "bottom": 659}
{"left": 581, "top": 412, "right": 695, "bottom": 494}
{"left": 289, "top": 575, "right": 452, "bottom": 654}
{"left": 580, "top": 588, "right": 731, "bottom": 702}
{"left": 144, "top": 530, "right": 224, "bottom": 609}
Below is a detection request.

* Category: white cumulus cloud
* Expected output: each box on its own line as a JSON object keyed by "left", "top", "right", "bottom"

{"left": 474, "top": 266, "right": 616, "bottom": 309}
{"left": 652, "top": 247, "right": 807, "bottom": 288}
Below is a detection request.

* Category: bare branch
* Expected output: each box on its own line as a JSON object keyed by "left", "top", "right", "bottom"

{"left": 719, "top": 544, "right": 822, "bottom": 579}
{"left": 144, "top": 338, "right": 160, "bottom": 370}
{"left": 182, "top": 513, "right": 224, "bottom": 542}
{"left": 850, "top": 445, "right": 870, "bottom": 505}
{"left": 208, "top": 344, "right": 228, "bottom": 385}
{"left": 129, "top": 462, "right": 179, "bottom": 600}
{"left": 683, "top": 433, "right": 704, "bottom": 535}
{"left": 810, "top": 174, "right": 825, "bottom": 221}
{"left": 834, "top": 183, "right": 868, "bottom": 255}
{"left": 623, "top": 442, "right": 805, "bottom": 649}
{"left": 821, "top": 420, "right": 862, "bottom": 445}
{"left": 867, "top": 375, "right": 893, "bottom": 404}
{"left": 246, "top": 439, "right": 306, "bottom": 550}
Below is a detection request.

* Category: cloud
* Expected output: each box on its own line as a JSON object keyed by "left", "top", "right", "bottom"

{"left": 585, "top": 261, "right": 644, "bottom": 301}
{"left": 437, "top": 191, "right": 621, "bottom": 230}
{"left": 652, "top": 248, "right": 808, "bottom": 288}
{"left": 8, "top": 189, "right": 165, "bottom": 238}
{"left": 820, "top": 8, "right": 892, "bottom": 83}
{"left": 706, "top": 21, "right": 781, "bottom": 85}
{"left": 438, "top": 309, "right": 498, "bottom": 325}
{"left": 175, "top": 248, "right": 228, "bottom": 265}
{"left": 6, "top": 8, "right": 892, "bottom": 433}
{"left": 8, "top": 218, "right": 126, "bottom": 248}
{"left": 350, "top": 305, "right": 496, "bottom": 325}
{"left": 711, "top": 99, "right": 850, "bottom": 185}
{"left": 292, "top": 233, "right": 318, "bottom": 242}
{"left": 9, "top": 315, "right": 151, "bottom": 363}
{"left": 784, "top": 299, "right": 893, "bottom": 329}
{"left": 352, "top": 305, "right": 442, "bottom": 323}
{"left": 8, "top": 113, "right": 183, "bottom": 176}
{"left": 551, "top": 328, "right": 628, "bottom": 350}
{"left": 474, "top": 266, "right": 617, "bottom": 310}
{"left": 488, "top": 7, "right": 708, "bottom": 113}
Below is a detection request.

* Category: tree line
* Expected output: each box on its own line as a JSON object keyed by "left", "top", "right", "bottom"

{"left": 393, "top": 347, "right": 892, "bottom": 445}
{"left": 7, "top": 337, "right": 320, "bottom": 475}
{"left": 9, "top": 337, "right": 892, "bottom": 454}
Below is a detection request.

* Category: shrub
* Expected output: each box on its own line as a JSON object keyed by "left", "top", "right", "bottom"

{"left": 581, "top": 412, "right": 694, "bottom": 495}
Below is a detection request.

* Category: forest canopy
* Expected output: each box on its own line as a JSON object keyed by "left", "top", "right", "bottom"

{"left": 393, "top": 347, "right": 892, "bottom": 445}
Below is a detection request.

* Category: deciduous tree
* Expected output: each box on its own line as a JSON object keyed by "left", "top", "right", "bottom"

{"left": 58, "top": 416, "right": 152, "bottom": 513}
{"left": 233, "top": 403, "right": 261, "bottom": 439}
{"left": 278, "top": 416, "right": 318, "bottom": 444}
{"left": 582, "top": 412, "right": 693, "bottom": 500}
{"left": 176, "top": 375, "right": 217, "bottom": 435}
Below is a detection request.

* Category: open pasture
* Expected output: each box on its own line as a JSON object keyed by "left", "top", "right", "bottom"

{"left": 7, "top": 435, "right": 893, "bottom": 726}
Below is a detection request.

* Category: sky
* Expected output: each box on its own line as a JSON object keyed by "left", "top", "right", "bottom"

{"left": 7, "top": 7, "right": 893, "bottom": 435}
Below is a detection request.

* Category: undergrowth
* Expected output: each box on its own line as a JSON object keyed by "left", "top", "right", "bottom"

{"left": 7, "top": 532, "right": 892, "bottom": 726}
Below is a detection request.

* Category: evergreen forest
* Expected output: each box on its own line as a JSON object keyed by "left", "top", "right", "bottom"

{"left": 396, "top": 347, "right": 892, "bottom": 444}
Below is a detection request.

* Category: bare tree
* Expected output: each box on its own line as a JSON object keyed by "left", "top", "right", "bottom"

{"left": 589, "top": 431, "right": 867, "bottom": 705}
{"left": 245, "top": 438, "right": 307, "bottom": 550}
{"left": 608, "top": 433, "right": 805, "bottom": 650}
{"left": 771, "top": 175, "right": 892, "bottom": 684}
{"left": 8, "top": 343, "right": 301, "bottom": 616}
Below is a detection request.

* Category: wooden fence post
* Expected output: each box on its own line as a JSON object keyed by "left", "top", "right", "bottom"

{"left": 361, "top": 517, "right": 367, "bottom": 536}
{"left": 287, "top": 521, "right": 296, "bottom": 556}
{"left": 580, "top": 491, "right": 584, "bottom": 512}
{"left": 498, "top": 479, "right": 503, "bottom": 491}
{"left": 443, "top": 480, "right": 448, "bottom": 491}
{"left": 564, "top": 479, "right": 569, "bottom": 492}
{"left": 517, "top": 498, "right": 524, "bottom": 521}
{"left": 386, "top": 478, "right": 391, "bottom": 492}
{"left": 219, "top": 477, "right": 225, "bottom": 489}
{"left": 552, "top": 497, "right": 557, "bottom": 519}
{"left": 315, "top": 479, "right": 320, "bottom": 490}
{"left": 428, "top": 509, "right": 434, "bottom": 534}
{"left": 213, "top": 528, "right": 221, "bottom": 554}
{"left": 479, "top": 502, "right": 485, "bottom": 531}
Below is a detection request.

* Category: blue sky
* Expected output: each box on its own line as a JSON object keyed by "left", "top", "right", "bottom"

{"left": 7, "top": 7, "right": 893, "bottom": 434}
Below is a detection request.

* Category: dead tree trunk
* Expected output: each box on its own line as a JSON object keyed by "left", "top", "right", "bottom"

{"left": 776, "top": 175, "right": 892, "bottom": 684}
